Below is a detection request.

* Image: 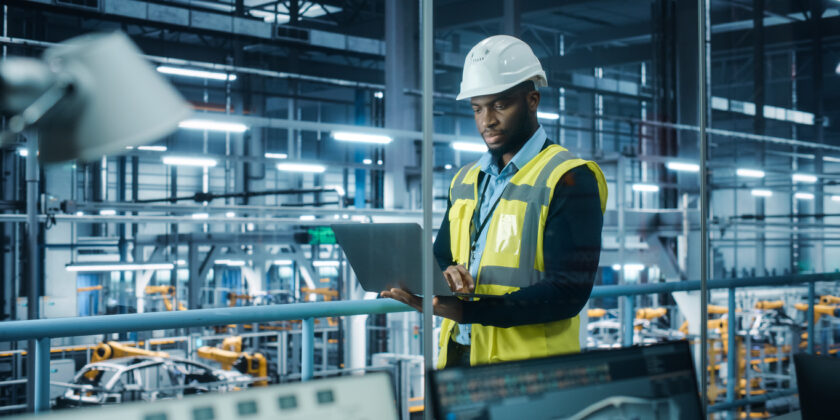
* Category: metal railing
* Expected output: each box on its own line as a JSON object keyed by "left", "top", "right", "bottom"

{"left": 1, "top": 273, "right": 836, "bottom": 414}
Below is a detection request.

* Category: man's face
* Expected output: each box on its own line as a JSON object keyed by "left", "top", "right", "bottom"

{"left": 470, "top": 85, "right": 538, "bottom": 158}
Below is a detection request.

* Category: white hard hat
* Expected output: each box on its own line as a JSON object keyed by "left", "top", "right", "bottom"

{"left": 456, "top": 35, "right": 548, "bottom": 101}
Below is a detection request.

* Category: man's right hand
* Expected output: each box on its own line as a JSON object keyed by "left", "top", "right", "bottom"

{"left": 443, "top": 265, "right": 475, "bottom": 294}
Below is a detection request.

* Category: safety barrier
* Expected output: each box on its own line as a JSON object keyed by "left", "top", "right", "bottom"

{"left": 1, "top": 272, "right": 837, "bottom": 413}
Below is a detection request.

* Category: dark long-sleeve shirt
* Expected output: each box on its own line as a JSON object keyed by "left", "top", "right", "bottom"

{"left": 433, "top": 154, "right": 603, "bottom": 328}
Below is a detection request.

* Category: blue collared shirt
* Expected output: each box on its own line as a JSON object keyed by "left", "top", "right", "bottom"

{"left": 453, "top": 126, "right": 548, "bottom": 345}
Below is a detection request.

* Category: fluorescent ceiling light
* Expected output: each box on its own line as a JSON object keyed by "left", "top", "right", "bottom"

{"left": 178, "top": 119, "right": 248, "bottom": 133}
{"left": 452, "top": 142, "right": 488, "bottom": 153}
{"left": 156, "top": 66, "right": 236, "bottom": 81}
{"left": 136, "top": 145, "right": 167, "bottom": 152}
{"left": 362, "top": 158, "right": 373, "bottom": 165}
{"left": 444, "top": 164, "right": 453, "bottom": 170}
{"left": 277, "top": 162, "right": 326, "bottom": 173}
{"left": 313, "top": 260, "right": 340, "bottom": 267}
{"left": 299, "top": 215, "right": 316, "bottom": 221}
{"left": 624, "top": 264, "right": 646, "bottom": 272}
{"left": 191, "top": 213, "right": 209, "bottom": 220}
{"left": 751, "top": 189, "right": 773, "bottom": 197}
{"left": 665, "top": 161, "right": 700, "bottom": 172}
{"left": 736, "top": 168, "right": 765, "bottom": 178}
{"left": 75, "top": 211, "right": 84, "bottom": 216}
{"left": 274, "top": 259, "right": 293, "bottom": 266}
{"left": 176, "top": 259, "right": 187, "bottom": 266}
{"left": 612, "top": 264, "right": 621, "bottom": 271}
{"left": 632, "top": 183, "right": 659, "bottom": 193}
{"left": 374, "top": 91, "right": 384, "bottom": 99}
{"left": 377, "top": 159, "right": 383, "bottom": 165}
{"left": 794, "top": 192, "right": 814, "bottom": 200}
{"left": 832, "top": 195, "right": 840, "bottom": 202}
{"left": 332, "top": 131, "right": 393, "bottom": 145}
{"left": 215, "top": 259, "right": 246, "bottom": 267}
{"left": 99, "top": 209, "right": 117, "bottom": 216}
{"left": 792, "top": 173, "right": 818, "bottom": 183}
{"left": 66, "top": 262, "right": 174, "bottom": 272}
{"left": 225, "top": 211, "right": 236, "bottom": 218}
{"left": 163, "top": 156, "right": 218, "bottom": 167}
{"left": 537, "top": 111, "right": 560, "bottom": 120}
{"left": 18, "top": 148, "right": 28, "bottom": 157}
{"left": 265, "top": 152, "right": 288, "bottom": 159}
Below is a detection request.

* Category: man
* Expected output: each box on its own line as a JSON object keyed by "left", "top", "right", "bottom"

{"left": 382, "top": 35, "right": 607, "bottom": 368}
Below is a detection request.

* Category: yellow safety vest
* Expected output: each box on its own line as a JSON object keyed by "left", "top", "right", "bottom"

{"left": 437, "top": 144, "right": 608, "bottom": 368}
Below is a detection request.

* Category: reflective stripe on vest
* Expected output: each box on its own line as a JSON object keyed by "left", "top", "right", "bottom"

{"left": 437, "top": 144, "right": 608, "bottom": 368}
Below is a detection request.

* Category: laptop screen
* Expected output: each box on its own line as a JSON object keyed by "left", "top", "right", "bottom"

{"left": 430, "top": 340, "right": 702, "bottom": 420}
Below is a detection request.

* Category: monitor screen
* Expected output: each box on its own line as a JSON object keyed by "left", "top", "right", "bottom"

{"left": 430, "top": 341, "right": 702, "bottom": 420}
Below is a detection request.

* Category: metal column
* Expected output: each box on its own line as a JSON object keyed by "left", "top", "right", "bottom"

{"left": 421, "top": 1, "right": 434, "bottom": 420}
{"left": 698, "top": 0, "right": 710, "bottom": 413}
{"left": 24, "top": 133, "right": 46, "bottom": 412}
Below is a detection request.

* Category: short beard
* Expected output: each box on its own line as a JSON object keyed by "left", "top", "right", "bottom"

{"left": 487, "top": 107, "right": 532, "bottom": 160}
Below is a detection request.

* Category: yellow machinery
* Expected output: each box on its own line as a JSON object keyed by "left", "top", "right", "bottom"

{"left": 145, "top": 285, "right": 186, "bottom": 311}
{"left": 587, "top": 308, "right": 606, "bottom": 319}
{"left": 197, "top": 346, "right": 268, "bottom": 386}
{"left": 91, "top": 341, "right": 169, "bottom": 363}
{"left": 754, "top": 300, "right": 784, "bottom": 310}
{"left": 820, "top": 295, "right": 840, "bottom": 305}
{"left": 635, "top": 307, "right": 667, "bottom": 320}
{"left": 228, "top": 293, "right": 251, "bottom": 307}
{"left": 794, "top": 303, "right": 840, "bottom": 323}
{"left": 221, "top": 336, "right": 243, "bottom": 353}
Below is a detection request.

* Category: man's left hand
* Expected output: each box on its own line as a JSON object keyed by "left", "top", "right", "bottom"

{"left": 380, "top": 288, "right": 464, "bottom": 323}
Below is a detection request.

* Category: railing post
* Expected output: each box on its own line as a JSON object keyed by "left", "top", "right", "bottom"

{"left": 34, "top": 337, "right": 50, "bottom": 412}
{"left": 726, "top": 287, "right": 736, "bottom": 416}
{"left": 807, "top": 282, "right": 815, "bottom": 354}
{"left": 302, "top": 317, "right": 314, "bottom": 381}
{"left": 622, "top": 295, "right": 634, "bottom": 346}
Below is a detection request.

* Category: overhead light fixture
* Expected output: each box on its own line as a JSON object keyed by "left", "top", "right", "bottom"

{"left": 623, "top": 263, "right": 646, "bottom": 272}
{"left": 611, "top": 264, "right": 621, "bottom": 271}
{"left": 537, "top": 111, "right": 560, "bottom": 120}
{"left": 736, "top": 168, "right": 765, "bottom": 178}
{"left": 444, "top": 164, "right": 453, "bottom": 170}
{"left": 832, "top": 195, "right": 840, "bottom": 202}
{"left": 792, "top": 173, "right": 818, "bottom": 183}
{"left": 215, "top": 259, "right": 246, "bottom": 267}
{"left": 225, "top": 211, "right": 236, "bottom": 218}
{"left": 299, "top": 215, "right": 316, "bottom": 221}
{"left": 99, "top": 209, "right": 117, "bottom": 216}
{"left": 452, "top": 142, "right": 488, "bottom": 153}
{"left": 665, "top": 161, "right": 700, "bottom": 172}
{"left": 362, "top": 158, "right": 373, "bottom": 165}
{"left": 178, "top": 119, "right": 248, "bottom": 133}
{"left": 373, "top": 91, "right": 384, "bottom": 99}
{"left": 156, "top": 66, "right": 236, "bottom": 82}
{"left": 313, "top": 260, "right": 340, "bottom": 267}
{"left": 751, "top": 189, "right": 773, "bottom": 197}
{"left": 66, "top": 262, "right": 174, "bottom": 272}
{"left": 274, "top": 259, "right": 293, "bottom": 266}
{"left": 136, "top": 145, "right": 167, "bottom": 152}
{"left": 162, "top": 156, "right": 218, "bottom": 167}
{"left": 332, "top": 131, "right": 393, "bottom": 145}
{"left": 377, "top": 159, "right": 383, "bottom": 165}
{"left": 794, "top": 192, "right": 815, "bottom": 200}
{"left": 277, "top": 162, "right": 326, "bottom": 173}
{"left": 632, "top": 183, "right": 659, "bottom": 193}
{"left": 191, "top": 213, "right": 209, "bottom": 220}
{"left": 265, "top": 152, "right": 288, "bottom": 159}
{"left": 75, "top": 211, "right": 84, "bottom": 216}
{"left": 17, "top": 148, "right": 28, "bottom": 157}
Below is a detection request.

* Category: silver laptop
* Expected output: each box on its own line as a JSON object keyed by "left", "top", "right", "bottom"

{"left": 332, "top": 223, "right": 489, "bottom": 298}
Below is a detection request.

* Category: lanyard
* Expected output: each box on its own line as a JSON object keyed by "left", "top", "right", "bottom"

{"left": 469, "top": 173, "right": 503, "bottom": 252}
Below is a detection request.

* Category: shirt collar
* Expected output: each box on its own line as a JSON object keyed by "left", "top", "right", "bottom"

{"left": 477, "top": 125, "right": 547, "bottom": 176}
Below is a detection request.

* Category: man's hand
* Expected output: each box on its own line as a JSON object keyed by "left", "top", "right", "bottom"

{"left": 380, "top": 288, "right": 464, "bottom": 323}
{"left": 443, "top": 265, "right": 475, "bottom": 294}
